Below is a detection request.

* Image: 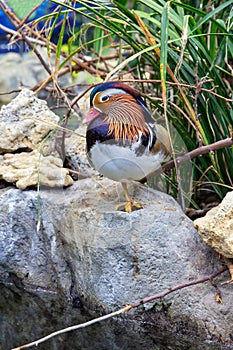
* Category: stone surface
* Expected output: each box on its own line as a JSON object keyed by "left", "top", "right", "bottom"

{"left": 0, "top": 150, "right": 73, "bottom": 189}
{"left": 0, "top": 177, "right": 233, "bottom": 350}
{"left": 194, "top": 191, "right": 233, "bottom": 258}
{"left": 0, "top": 89, "right": 59, "bottom": 153}
{"left": 65, "top": 124, "right": 98, "bottom": 178}
{"left": 0, "top": 89, "right": 73, "bottom": 188}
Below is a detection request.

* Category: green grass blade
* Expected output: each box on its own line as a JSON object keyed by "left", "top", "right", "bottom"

{"left": 192, "top": 0, "right": 233, "bottom": 32}
{"left": 160, "top": 2, "right": 169, "bottom": 88}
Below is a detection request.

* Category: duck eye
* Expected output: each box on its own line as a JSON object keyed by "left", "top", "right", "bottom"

{"left": 100, "top": 95, "right": 109, "bottom": 102}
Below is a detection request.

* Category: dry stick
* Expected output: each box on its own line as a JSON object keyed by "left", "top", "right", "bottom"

{"left": 11, "top": 305, "right": 133, "bottom": 350}
{"left": 1, "top": 78, "right": 232, "bottom": 103}
{"left": 1, "top": 1, "right": 233, "bottom": 104}
{"left": 16, "top": 3, "right": 42, "bottom": 30}
{"left": 130, "top": 265, "right": 228, "bottom": 307}
{"left": 0, "top": 24, "right": 47, "bottom": 47}
{"left": 0, "top": 7, "right": 103, "bottom": 94}
{"left": 163, "top": 137, "right": 233, "bottom": 173}
{"left": 0, "top": 64, "right": 78, "bottom": 97}
{"left": 169, "top": 100, "right": 196, "bottom": 130}
{"left": 140, "top": 136, "right": 233, "bottom": 184}
{"left": 59, "top": 84, "right": 97, "bottom": 161}
{"left": 117, "top": 79, "right": 233, "bottom": 102}
{"left": 11, "top": 265, "right": 228, "bottom": 350}
{"left": 21, "top": 33, "right": 52, "bottom": 75}
{"left": 7, "top": 11, "right": 79, "bottom": 113}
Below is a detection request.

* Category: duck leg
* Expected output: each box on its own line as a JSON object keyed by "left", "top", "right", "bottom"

{"left": 114, "top": 181, "right": 143, "bottom": 212}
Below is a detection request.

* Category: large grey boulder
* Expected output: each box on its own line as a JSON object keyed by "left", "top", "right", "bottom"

{"left": 0, "top": 177, "right": 233, "bottom": 350}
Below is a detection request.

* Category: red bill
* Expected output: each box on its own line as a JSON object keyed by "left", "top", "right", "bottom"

{"left": 84, "top": 108, "right": 100, "bottom": 123}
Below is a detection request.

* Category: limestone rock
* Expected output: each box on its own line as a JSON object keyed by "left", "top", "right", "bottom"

{"left": 0, "top": 150, "right": 73, "bottom": 189}
{"left": 65, "top": 124, "right": 98, "bottom": 178}
{"left": 194, "top": 191, "right": 233, "bottom": 258}
{"left": 0, "top": 89, "right": 59, "bottom": 154}
{"left": 0, "top": 178, "right": 233, "bottom": 350}
{"left": 0, "top": 89, "right": 73, "bottom": 188}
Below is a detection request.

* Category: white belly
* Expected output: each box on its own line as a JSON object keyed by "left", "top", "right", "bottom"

{"left": 89, "top": 143, "right": 165, "bottom": 181}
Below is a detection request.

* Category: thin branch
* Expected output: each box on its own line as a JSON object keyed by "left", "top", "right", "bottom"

{"left": 59, "top": 84, "right": 99, "bottom": 161}
{"left": 119, "top": 79, "right": 233, "bottom": 102}
{"left": 11, "top": 305, "right": 132, "bottom": 350}
{"left": 169, "top": 100, "right": 196, "bottom": 130}
{"left": 21, "top": 33, "right": 52, "bottom": 75}
{"left": 163, "top": 137, "right": 233, "bottom": 172}
{"left": 0, "top": 2, "right": 107, "bottom": 81}
{"left": 16, "top": 3, "right": 42, "bottom": 30}
{"left": 130, "top": 265, "right": 227, "bottom": 307}
{"left": 0, "top": 88, "right": 22, "bottom": 95}
{"left": 140, "top": 136, "right": 233, "bottom": 183}
{"left": 0, "top": 24, "right": 47, "bottom": 46}
{"left": 11, "top": 265, "right": 228, "bottom": 350}
{"left": 0, "top": 77, "right": 232, "bottom": 103}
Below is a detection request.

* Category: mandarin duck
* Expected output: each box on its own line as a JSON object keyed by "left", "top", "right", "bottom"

{"left": 85, "top": 82, "right": 172, "bottom": 212}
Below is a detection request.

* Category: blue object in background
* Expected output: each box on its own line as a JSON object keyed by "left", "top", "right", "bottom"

{"left": 0, "top": 1, "right": 81, "bottom": 53}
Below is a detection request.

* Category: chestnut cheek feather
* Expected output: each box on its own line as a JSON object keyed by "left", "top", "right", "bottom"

{"left": 85, "top": 108, "right": 100, "bottom": 123}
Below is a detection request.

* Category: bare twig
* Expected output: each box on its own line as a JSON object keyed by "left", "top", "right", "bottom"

{"left": 139, "top": 136, "right": 233, "bottom": 183}
{"left": 130, "top": 265, "right": 227, "bottom": 307}
{"left": 11, "top": 265, "right": 228, "bottom": 350}
{"left": 0, "top": 88, "right": 22, "bottom": 95}
{"left": 0, "top": 24, "right": 47, "bottom": 46}
{"left": 118, "top": 79, "right": 233, "bottom": 102}
{"left": 16, "top": 3, "right": 42, "bottom": 30}
{"left": 163, "top": 137, "right": 233, "bottom": 173}
{"left": 59, "top": 83, "right": 100, "bottom": 161}
{"left": 0, "top": 78, "right": 232, "bottom": 104}
{"left": 21, "top": 33, "right": 52, "bottom": 75}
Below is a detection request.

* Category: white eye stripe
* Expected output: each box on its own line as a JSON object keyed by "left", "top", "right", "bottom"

{"left": 101, "top": 88, "right": 127, "bottom": 96}
{"left": 98, "top": 88, "right": 128, "bottom": 102}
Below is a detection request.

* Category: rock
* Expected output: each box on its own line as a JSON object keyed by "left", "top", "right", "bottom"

{"left": 0, "top": 150, "right": 73, "bottom": 189}
{"left": 194, "top": 191, "right": 233, "bottom": 258}
{"left": 0, "top": 177, "right": 233, "bottom": 350}
{"left": 65, "top": 124, "right": 98, "bottom": 178}
{"left": 0, "top": 89, "right": 59, "bottom": 153}
{"left": 0, "top": 89, "right": 73, "bottom": 188}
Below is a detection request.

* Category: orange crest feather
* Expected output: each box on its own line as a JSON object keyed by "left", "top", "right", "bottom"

{"left": 105, "top": 95, "right": 149, "bottom": 143}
